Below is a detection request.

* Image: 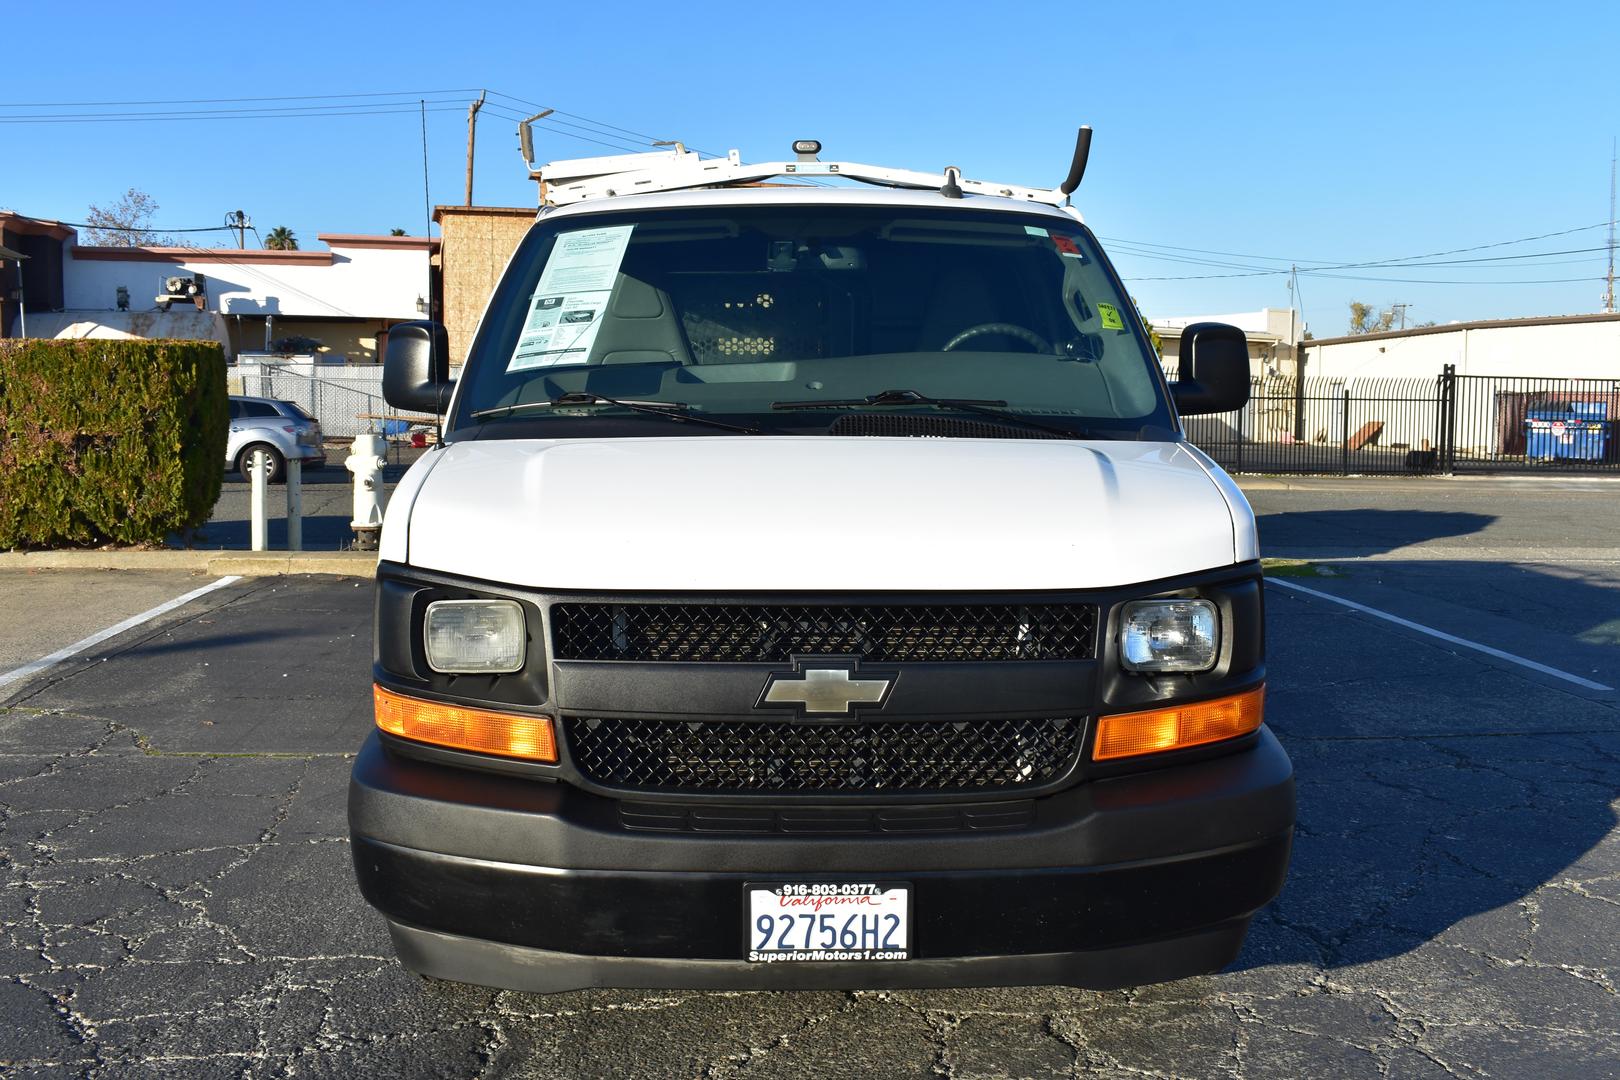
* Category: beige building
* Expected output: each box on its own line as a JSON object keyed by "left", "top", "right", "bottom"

{"left": 433, "top": 205, "right": 536, "bottom": 368}
{"left": 1151, "top": 308, "right": 1303, "bottom": 378}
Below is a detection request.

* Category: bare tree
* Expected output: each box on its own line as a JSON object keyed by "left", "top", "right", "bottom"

{"left": 82, "top": 188, "right": 173, "bottom": 246}
{"left": 1347, "top": 301, "right": 1396, "bottom": 336}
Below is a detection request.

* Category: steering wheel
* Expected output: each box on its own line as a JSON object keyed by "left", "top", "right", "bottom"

{"left": 942, "top": 322, "right": 1053, "bottom": 354}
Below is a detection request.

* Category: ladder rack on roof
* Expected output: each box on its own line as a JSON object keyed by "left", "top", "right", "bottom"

{"left": 522, "top": 130, "right": 1094, "bottom": 211}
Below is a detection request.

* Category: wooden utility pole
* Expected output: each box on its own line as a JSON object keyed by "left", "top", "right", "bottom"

{"left": 464, "top": 91, "right": 487, "bottom": 206}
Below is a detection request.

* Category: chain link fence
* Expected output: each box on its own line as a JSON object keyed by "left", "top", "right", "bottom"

{"left": 229, "top": 363, "right": 434, "bottom": 441}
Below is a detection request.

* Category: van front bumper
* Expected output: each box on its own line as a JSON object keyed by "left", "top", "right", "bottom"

{"left": 348, "top": 726, "right": 1294, "bottom": 992}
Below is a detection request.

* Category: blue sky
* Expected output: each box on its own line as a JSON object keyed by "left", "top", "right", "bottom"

{"left": 4, "top": 0, "right": 1616, "bottom": 334}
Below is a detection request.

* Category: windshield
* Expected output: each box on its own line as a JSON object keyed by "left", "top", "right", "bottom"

{"left": 450, "top": 205, "right": 1173, "bottom": 438}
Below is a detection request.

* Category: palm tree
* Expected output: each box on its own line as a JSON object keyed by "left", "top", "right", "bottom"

{"left": 264, "top": 226, "right": 298, "bottom": 251}
{"left": 389, "top": 228, "right": 407, "bottom": 236}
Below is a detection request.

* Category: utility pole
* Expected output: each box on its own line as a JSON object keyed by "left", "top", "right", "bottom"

{"left": 1285, "top": 263, "right": 1298, "bottom": 359}
{"left": 1390, "top": 302, "right": 1410, "bottom": 330}
{"left": 1288, "top": 263, "right": 1305, "bottom": 442}
{"left": 1604, "top": 137, "right": 1616, "bottom": 314}
{"left": 225, "top": 209, "right": 250, "bottom": 249}
{"left": 464, "top": 90, "right": 487, "bottom": 206}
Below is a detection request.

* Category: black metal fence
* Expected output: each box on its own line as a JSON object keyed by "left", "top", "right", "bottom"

{"left": 1174, "top": 365, "right": 1620, "bottom": 475}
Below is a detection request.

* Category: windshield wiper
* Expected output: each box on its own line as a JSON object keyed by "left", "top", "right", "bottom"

{"left": 472, "top": 392, "right": 761, "bottom": 435}
{"left": 770, "top": 388, "right": 1085, "bottom": 440}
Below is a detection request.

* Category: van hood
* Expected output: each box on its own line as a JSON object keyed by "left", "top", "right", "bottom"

{"left": 401, "top": 436, "right": 1248, "bottom": 591}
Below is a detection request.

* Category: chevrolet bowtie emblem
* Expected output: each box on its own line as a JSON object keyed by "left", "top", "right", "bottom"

{"left": 756, "top": 659, "right": 898, "bottom": 717}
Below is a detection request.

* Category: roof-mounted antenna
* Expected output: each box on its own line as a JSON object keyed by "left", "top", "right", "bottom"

{"left": 517, "top": 109, "right": 556, "bottom": 172}
{"left": 1059, "top": 125, "right": 1093, "bottom": 204}
{"left": 653, "top": 139, "right": 687, "bottom": 154}
{"left": 940, "top": 165, "right": 964, "bottom": 199}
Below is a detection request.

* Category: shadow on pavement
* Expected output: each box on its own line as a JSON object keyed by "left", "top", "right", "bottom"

{"left": 1255, "top": 508, "right": 1494, "bottom": 558}
{"left": 117, "top": 629, "right": 306, "bottom": 658}
{"left": 192, "top": 515, "right": 357, "bottom": 551}
{"left": 1239, "top": 556, "right": 1619, "bottom": 973}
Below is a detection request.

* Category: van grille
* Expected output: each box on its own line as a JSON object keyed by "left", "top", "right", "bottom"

{"left": 550, "top": 603, "right": 1096, "bottom": 663}
{"left": 565, "top": 716, "right": 1082, "bottom": 794}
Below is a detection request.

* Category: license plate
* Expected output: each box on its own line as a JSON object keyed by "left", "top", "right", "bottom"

{"left": 745, "top": 882, "right": 910, "bottom": 963}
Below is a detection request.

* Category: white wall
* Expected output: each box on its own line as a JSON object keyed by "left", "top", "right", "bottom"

{"left": 1306, "top": 320, "right": 1620, "bottom": 381}
{"left": 15, "top": 309, "right": 232, "bottom": 353}
{"left": 61, "top": 242, "right": 430, "bottom": 321}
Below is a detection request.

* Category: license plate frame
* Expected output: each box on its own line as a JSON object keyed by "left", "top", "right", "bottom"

{"left": 744, "top": 881, "right": 912, "bottom": 963}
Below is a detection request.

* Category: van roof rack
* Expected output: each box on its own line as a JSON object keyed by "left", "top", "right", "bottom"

{"left": 522, "top": 129, "right": 1093, "bottom": 211}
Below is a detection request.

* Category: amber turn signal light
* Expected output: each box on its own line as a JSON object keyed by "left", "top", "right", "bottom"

{"left": 373, "top": 685, "right": 557, "bottom": 763}
{"left": 1093, "top": 686, "right": 1264, "bottom": 761}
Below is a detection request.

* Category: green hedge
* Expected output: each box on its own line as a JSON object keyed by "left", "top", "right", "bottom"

{"left": 0, "top": 338, "right": 228, "bottom": 547}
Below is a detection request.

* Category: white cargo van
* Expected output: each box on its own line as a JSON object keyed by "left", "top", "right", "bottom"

{"left": 349, "top": 132, "right": 1294, "bottom": 992}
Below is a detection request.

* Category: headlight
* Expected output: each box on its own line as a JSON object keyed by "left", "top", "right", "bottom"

{"left": 1119, "top": 599, "right": 1219, "bottom": 673}
{"left": 424, "top": 599, "right": 526, "bottom": 674}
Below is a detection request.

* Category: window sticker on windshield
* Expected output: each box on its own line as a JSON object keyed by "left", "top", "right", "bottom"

{"left": 1023, "top": 225, "right": 1049, "bottom": 237}
{"left": 1096, "top": 302, "right": 1126, "bottom": 330}
{"left": 507, "top": 225, "right": 634, "bottom": 371}
{"left": 1052, "top": 234, "right": 1085, "bottom": 259}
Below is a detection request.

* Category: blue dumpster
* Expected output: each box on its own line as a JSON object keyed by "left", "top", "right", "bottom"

{"left": 1525, "top": 406, "right": 1607, "bottom": 461}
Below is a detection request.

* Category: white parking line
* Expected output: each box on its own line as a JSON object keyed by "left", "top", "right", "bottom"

{"left": 0, "top": 576, "right": 243, "bottom": 692}
{"left": 1267, "top": 577, "right": 1613, "bottom": 692}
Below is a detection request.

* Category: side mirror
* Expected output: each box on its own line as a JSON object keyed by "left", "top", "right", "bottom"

{"left": 1172, "top": 322, "right": 1250, "bottom": 415}
{"left": 383, "top": 321, "right": 455, "bottom": 413}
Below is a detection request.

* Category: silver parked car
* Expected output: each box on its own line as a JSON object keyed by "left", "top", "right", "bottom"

{"left": 226, "top": 396, "right": 326, "bottom": 483}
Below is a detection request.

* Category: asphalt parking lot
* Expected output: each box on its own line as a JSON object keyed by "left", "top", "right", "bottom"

{"left": 3, "top": 476, "right": 1618, "bottom": 1078}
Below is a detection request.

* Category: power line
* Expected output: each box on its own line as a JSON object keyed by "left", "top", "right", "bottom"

{"left": 0, "top": 88, "right": 481, "bottom": 108}
{"left": 0, "top": 96, "right": 472, "bottom": 121}
{"left": 54, "top": 221, "right": 236, "bottom": 235}
{"left": 0, "top": 88, "right": 672, "bottom": 159}
{"left": 480, "top": 102, "right": 648, "bottom": 154}
{"left": 1126, "top": 266, "right": 1602, "bottom": 285}
{"left": 1, "top": 83, "right": 833, "bottom": 188}
{"left": 481, "top": 96, "right": 830, "bottom": 188}
{"left": 0, "top": 86, "right": 676, "bottom": 158}
{"left": 486, "top": 88, "right": 771, "bottom": 169}
{"left": 1112, "top": 243, "right": 1611, "bottom": 277}
{"left": 1301, "top": 272, "right": 1601, "bottom": 286}
{"left": 485, "top": 89, "right": 727, "bottom": 157}
{"left": 485, "top": 90, "right": 665, "bottom": 144}
{"left": 1101, "top": 219, "right": 1619, "bottom": 272}
{"left": 0, "top": 105, "right": 469, "bottom": 125}
{"left": 483, "top": 100, "right": 708, "bottom": 158}
{"left": 1113, "top": 242, "right": 1613, "bottom": 276}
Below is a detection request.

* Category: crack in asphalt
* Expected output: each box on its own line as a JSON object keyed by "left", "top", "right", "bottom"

{"left": 1, "top": 576, "right": 1618, "bottom": 1078}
